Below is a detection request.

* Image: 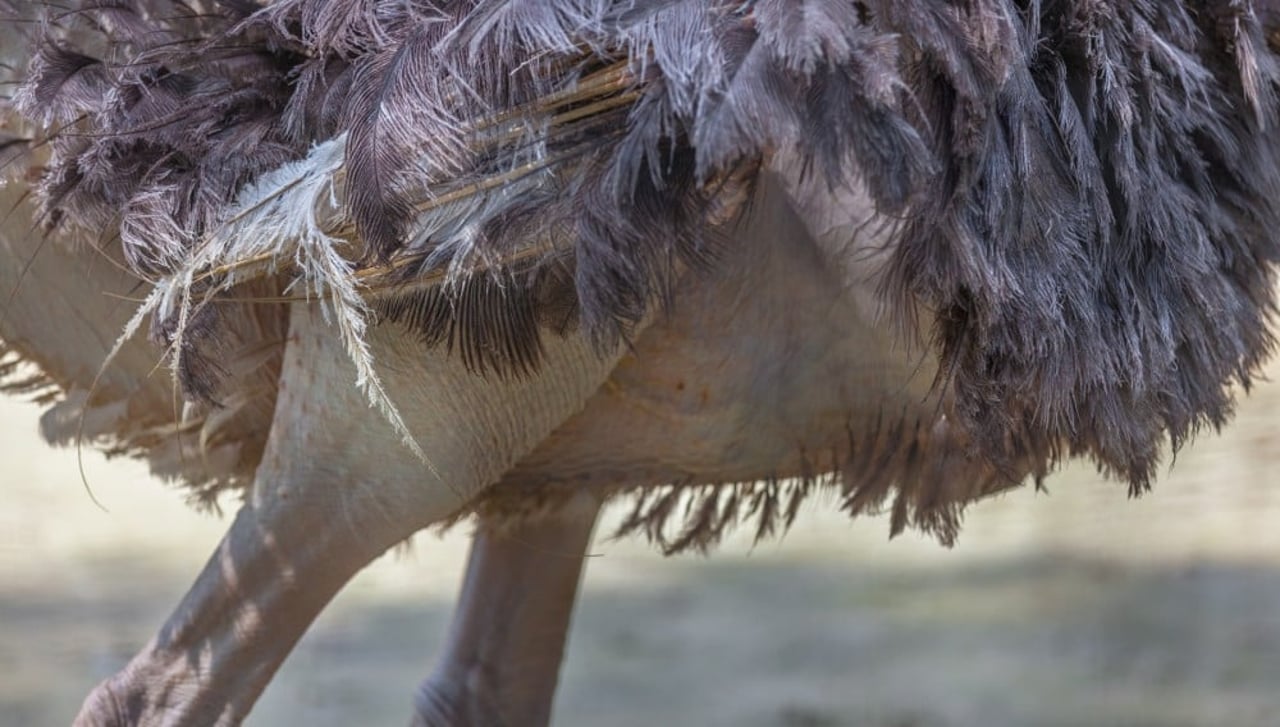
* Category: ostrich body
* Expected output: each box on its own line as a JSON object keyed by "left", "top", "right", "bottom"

{"left": 3, "top": 1, "right": 1280, "bottom": 725}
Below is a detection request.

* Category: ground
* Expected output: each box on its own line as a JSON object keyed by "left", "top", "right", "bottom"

{"left": 2, "top": 360, "right": 1279, "bottom": 727}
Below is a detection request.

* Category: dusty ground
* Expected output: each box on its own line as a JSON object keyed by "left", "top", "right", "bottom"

{"left": 3, "top": 360, "right": 1280, "bottom": 727}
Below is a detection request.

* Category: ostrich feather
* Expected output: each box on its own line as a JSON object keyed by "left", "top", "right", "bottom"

{"left": 9, "top": 0, "right": 1280, "bottom": 517}
{"left": 153, "top": 135, "right": 431, "bottom": 465}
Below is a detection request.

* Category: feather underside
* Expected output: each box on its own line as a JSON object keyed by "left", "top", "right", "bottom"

{"left": 4, "top": 0, "right": 1280, "bottom": 547}
{"left": 462, "top": 400, "right": 1043, "bottom": 553}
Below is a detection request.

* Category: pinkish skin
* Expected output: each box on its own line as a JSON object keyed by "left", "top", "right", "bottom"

{"left": 2, "top": 68, "right": 975, "bottom": 725}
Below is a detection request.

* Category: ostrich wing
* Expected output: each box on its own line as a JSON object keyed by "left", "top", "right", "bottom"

{"left": 8, "top": 0, "right": 1280, "bottom": 507}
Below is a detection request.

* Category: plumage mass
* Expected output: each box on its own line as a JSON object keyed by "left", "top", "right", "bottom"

{"left": 6, "top": 0, "right": 1280, "bottom": 539}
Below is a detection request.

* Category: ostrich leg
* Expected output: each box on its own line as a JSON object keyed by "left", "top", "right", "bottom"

{"left": 413, "top": 494, "right": 603, "bottom": 727}
{"left": 72, "top": 306, "right": 629, "bottom": 727}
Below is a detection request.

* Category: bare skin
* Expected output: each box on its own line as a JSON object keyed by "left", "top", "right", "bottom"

{"left": 413, "top": 495, "right": 602, "bottom": 727}
{"left": 0, "top": 15, "right": 982, "bottom": 719}
{"left": 2, "top": 159, "right": 986, "bottom": 725}
{"left": 3, "top": 73, "right": 985, "bottom": 723}
{"left": 67, "top": 302, "right": 627, "bottom": 726}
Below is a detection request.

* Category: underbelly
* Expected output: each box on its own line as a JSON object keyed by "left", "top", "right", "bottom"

{"left": 481, "top": 175, "right": 1024, "bottom": 545}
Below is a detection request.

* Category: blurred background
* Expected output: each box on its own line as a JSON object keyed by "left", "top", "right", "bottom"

{"left": 2, "top": 360, "right": 1280, "bottom": 727}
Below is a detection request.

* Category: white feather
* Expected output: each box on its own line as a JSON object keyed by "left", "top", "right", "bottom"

{"left": 151, "top": 135, "right": 434, "bottom": 469}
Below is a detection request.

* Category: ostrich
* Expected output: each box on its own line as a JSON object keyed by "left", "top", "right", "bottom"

{"left": 3, "top": 1, "right": 1280, "bottom": 725}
